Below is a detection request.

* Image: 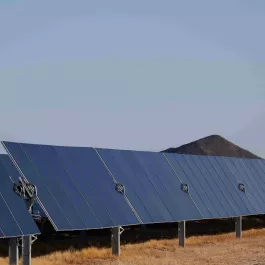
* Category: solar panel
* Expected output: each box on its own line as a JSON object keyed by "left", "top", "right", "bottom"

{"left": 0, "top": 155, "right": 40, "bottom": 238}
{"left": 96, "top": 148, "right": 154, "bottom": 224}
{"left": 2, "top": 142, "right": 140, "bottom": 230}
{"left": 126, "top": 151, "right": 202, "bottom": 222}
{"left": 54, "top": 146, "right": 120, "bottom": 228}
{"left": 122, "top": 150, "right": 174, "bottom": 222}
{"left": 223, "top": 157, "right": 265, "bottom": 213}
{"left": 213, "top": 157, "right": 258, "bottom": 215}
{"left": 202, "top": 155, "right": 256, "bottom": 216}
{"left": 164, "top": 153, "right": 214, "bottom": 218}
{"left": 0, "top": 154, "right": 21, "bottom": 181}
{"left": 185, "top": 155, "right": 231, "bottom": 217}
{"left": 67, "top": 147, "right": 139, "bottom": 226}
{"left": 97, "top": 148, "right": 167, "bottom": 223}
{"left": 164, "top": 153, "right": 259, "bottom": 218}
{"left": 0, "top": 155, "right": 46, "bottom": 219}
{"left": 2, "top": 141, "right": 265, "bottom": 232}
{"left": 140, "top": 151, "right": 202, "bottom": 221}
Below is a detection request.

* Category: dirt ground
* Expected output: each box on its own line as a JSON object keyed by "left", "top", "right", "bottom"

{"left": 1, "top": 228, "right": 265, "bottom": 265}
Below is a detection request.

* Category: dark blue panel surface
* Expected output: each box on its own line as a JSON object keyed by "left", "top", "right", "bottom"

{"left": 0, "top": 154, "right": 46, "bottom": 218}
{"left": 54, "top": 146, "right": 116, "bottom": 228}
{"left": 21, "top": 143, "right": 87, "bottom": 230}
{"left": 0, "top": 161, "right": 40, "bottom": 236}
{"left": 3, "top": 142, "right": 73, "bottom": 230}
{"left": 257, "top": 160, "right": 265, "bottom": 190}
{"left": 236, "top": 159, "right": 265, "bottom": 213}
{"left": 4, "top": 140, "right": 265, "bottom": 231}
{"left": 181, "top": 155, "right": 222, "bottom": 217}
{"left": 0, "top": 227, "right": 4, "bottom": 238}
{"left": 241, "top": 159, "right": 265, "bottom": 212}
{"left": 111, "top": 150, "right": 167, "bottom": 223}
{"left": 0, "top": 158, "right": 39, "bottom": 238}
{"left": 96, "top": 148, "right": 154, "bottom": 223}
{"left": 191, "top": 156, "right": 231, "bottom": 217}
{"left": 38, "top": 145, "right": 102, "bottom": 228}
{"left": 164, "top": 153, "right": 212, "bottom": 218}
{"left": 70, "top": 147, "right": 139, "bottom": 226}
{"left": 122, "top": 150, "right": 174, "bottom": 222}
{"left": 209, "top": 157, "right": 255, "bottom": 216}
{"left": 183, "top": 155, "right": 227, "bottom": 218}
{"left": 223, "top": 157, "right": 264, "bottom": 213}
{"left": 141, "top": 152, "right": 202, "bottom": 221}
{"left": 256, "top": 160, "right": 265, "bottom": 177}
{"left": 0, "top": 155, "right": 20, "bottom": 182}
{"left": 198, "top": 156, "right": 238, "bottom": 217}
{"left": 133, "top": 152, "right": 184, "bottom": 221}
{"left": 212, "top": 157, "right": 257, "bottom": 215}
{"left": 248, "top": 159, "right": 265, "bottom": 190}
{"left": 0, "top": 193, "right": 22, "bottom": 237}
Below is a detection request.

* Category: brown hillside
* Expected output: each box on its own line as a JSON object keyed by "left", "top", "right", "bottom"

{"left": 162, "top": 135, "right": 261, "bottom": 158}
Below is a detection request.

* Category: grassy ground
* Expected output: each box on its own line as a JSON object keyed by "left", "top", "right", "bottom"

{"left": 2, "top": 228, "right": 265, "bottom": 265}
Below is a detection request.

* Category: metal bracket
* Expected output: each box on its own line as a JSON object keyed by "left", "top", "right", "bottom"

{"left": 115, "top": 183, "right": 125, "bottom": 195}
{"left": 119, "top": 227, "right": 124, "bottom": 235}
{"left": 17, "top": 235, "right": 38, "bottom": 248}
{"left": 17, "top": 237, "right": 23, "bottom": 248}
{"left": 181, "top": 183, "right": 189, "bottom": 193}
{"left": 13, "top": 176, "right": 38, "bottom": 213}
{"left": 32, "top": 210, "right": 42, "bottom": 221}
{"left": 31, "top": 235, "right": 38, "bottom": 245}
{"left": 238, "top": 183, "right": 245, "bottom": 192}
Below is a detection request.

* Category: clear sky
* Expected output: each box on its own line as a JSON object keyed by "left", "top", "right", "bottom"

{"left": 0, "top": 0, "right": 264, "bottom": 157}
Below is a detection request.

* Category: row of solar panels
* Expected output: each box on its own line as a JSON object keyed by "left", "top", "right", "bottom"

{"left": 1, "top": 141, "right": 265, "bottom": 238}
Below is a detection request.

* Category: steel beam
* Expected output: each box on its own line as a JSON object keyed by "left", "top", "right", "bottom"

{"left": 9, "top": 238, "right": 18, "bottom": 265}
{"left": 22, "top": 235, "right": 32, "bottom": 265}
{"left": 111, "top": 227, "right": 121, "bottom": 256}
{"left": 235, "top": 216, "right": 242, "bottom": 238}
{"left": 178, "top": 221, "right": 186, "bottom": 247}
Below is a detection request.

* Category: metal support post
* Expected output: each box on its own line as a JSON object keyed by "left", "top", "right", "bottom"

{"left": 80, "top": 230, "right": 87, "bottom": 244}
{"left": 112, "top": 226, "right": 124, "bottom": 256}
{"left": 22, "top": 235, "right": 32, "bottom": 265}
{"left": 235, "top": 216, "right": 242, "bottom": 238}
{"left": 23, "top": 200, "right": 32, "bottom": 265}
{"left": 13, "top": 176, "right": 38, "bottom": 265}
{"left": 9, "top": 238, "right": 18, "bottom": 265}
{"left": 178, "top": 221, "right": 186, "bottom": 247}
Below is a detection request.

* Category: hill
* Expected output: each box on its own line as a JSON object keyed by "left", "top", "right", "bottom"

{"left": 162, "top": 135, "right": 261, "bottom": 159}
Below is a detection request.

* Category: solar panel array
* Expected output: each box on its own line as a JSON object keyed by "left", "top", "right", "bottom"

{"left": 0, "top": 155, "right": 40, "bottom": 238}
{"left": 2, "top": 141, "right": 265, "bottom": 231}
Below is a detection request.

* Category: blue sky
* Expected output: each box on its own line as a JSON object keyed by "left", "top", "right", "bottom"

{"left": 0, "top": 0, "right": 264, "bottom": 157}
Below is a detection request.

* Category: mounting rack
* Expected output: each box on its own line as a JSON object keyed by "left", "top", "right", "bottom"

{"left": 12, "top": 176, "right": 38, "bottom": 265}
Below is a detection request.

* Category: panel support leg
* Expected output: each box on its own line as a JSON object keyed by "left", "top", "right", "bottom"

{"left": 22, "top": 235, "right": 32, "bottom": 265}
{"left": 235, "top": 216, "right": 242, "bottom": 238}
{"left": 178, "top": 221, "right": 186, "bottom": 247}
{"left": 112, "top": 227, "right": 122, "bottom": 256}
{"left": 80, "top": 230, "right": 87, "bottom": 244}
{"left": 9, "top": 238, "right": 18, "bottom": 265}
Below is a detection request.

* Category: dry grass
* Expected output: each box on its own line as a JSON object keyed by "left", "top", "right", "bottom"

{"left": 2, "top": 229, "right": 265, "bottom": 265}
